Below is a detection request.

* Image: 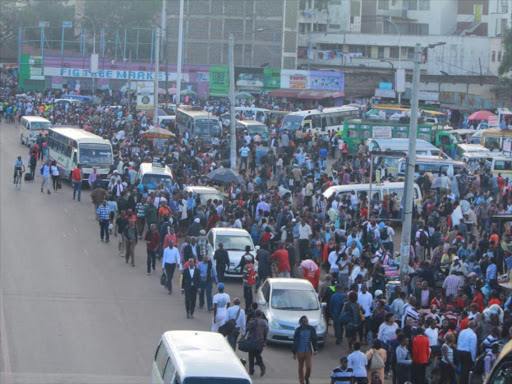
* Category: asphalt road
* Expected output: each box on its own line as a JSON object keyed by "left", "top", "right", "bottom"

{"left": 0, "top": 121, "right": 355, "bottom": 384}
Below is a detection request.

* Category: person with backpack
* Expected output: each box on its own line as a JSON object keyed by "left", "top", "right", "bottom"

{"left": 28, "top": 151, "right": 37, "bottom": 179}
{"left": 365, "top": 339, "right": 386, "bottom": 382}
{"left": 416, "top": 226, "right": 430, "bottom": 262}
{"left": 380, "top": 221, "right": 395, "bottom": 255}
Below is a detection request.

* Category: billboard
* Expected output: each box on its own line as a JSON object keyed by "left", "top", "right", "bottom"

{"left": 136, "top": 81, "right": 154, "bottom": 110}
{"left": 309, "top": 71, "right": 344, "bottom": 91}
{"left": 235, "top": 67, "right": 264, "bottom": 88}
{"left": 209, "top": 66, "right": 229, "bottom": 97}
{"left": 281, "top": 70, "right": 309, "bottom": 89}
{"left": 263, "top": 68, "right": 280, "bottom": 89}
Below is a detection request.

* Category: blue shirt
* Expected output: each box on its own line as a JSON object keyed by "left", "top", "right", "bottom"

{"left": 329, "top": 292, "right": 347, "bottom": 317}
{"left": 96, "top": 205, "right": 111, "bottom": 220}
{"left": 297, "top": 328, "right": 313, "bottom": 353}
{"left": 196, "top": 261, "right": 217, "bottom": 283}
{"left": 486, "top": 263, "right": 497, "bottom": 282}
{"left": 187, "top": 196, "right": 196, "bottom": 210}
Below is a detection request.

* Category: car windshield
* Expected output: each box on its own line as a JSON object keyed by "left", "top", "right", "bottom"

{"left": 215, "top": 235, "right": 252, "bottom": 251}
{"left": 184, "top": 379, "right": 250, "bottom": 384}
{"left": 197, "top": 192, "right": 223, "bottom": 204}
{"left": 247, "top": 124, "right": 268, "bottom": 136}
{"left": 281, "top": 115, "right": 303, "bottom": 131}
{"left": 31, "top": 122, "right": 50, "bottom": 130}
{"left": 271, "top": 289, "right": 319, "bottom": 310}
{"left": 79, "top": 143, "right": 113, "bottom": 165}
{"left": 194, "top": 119, "right": 220, "bottom": 137}
{"left": 141, "top": 174, "right": 173, "bottom": 188}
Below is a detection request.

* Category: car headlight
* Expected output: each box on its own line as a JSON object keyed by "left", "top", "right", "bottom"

{"left": 317, "top": 317, "right": 326, "bottom": 333}
{"left": 269, "top": 318, "right": 282, "bottom": 330}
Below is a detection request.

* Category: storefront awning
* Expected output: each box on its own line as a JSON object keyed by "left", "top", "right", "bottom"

{"left": 268, "top": 89, "right": 344, "bottom": 99}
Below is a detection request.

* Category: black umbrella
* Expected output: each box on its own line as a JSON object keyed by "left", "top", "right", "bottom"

{"left": 206, "top": 167, "right": 244, "bottom": 185}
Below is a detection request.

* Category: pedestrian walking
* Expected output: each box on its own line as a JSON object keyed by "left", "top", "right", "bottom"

{"left": 292, "top": 315, "right": 318, "bottom": 384}
{"left": 395, "top": 334, "right": 412, "bottom": 384}
{"left": 71, "top": 164, "right": 83, "bottom": 201}
{"left": 115, "top": 210, "right": 128, "bottom": 256}
{"left": 271, "top": 242, "right": 291, "bottom": 277}
{"left": 50, "top": 160, "right": 59, "bottom": 191}
{"left": 123, "top": 219, "right": 138, "bottom": 266}
{"left": 211, "top": 282, "right": 230, "bottom": 332}
{"left": 197, "top": 254, "right": 217, "bottom": 311}
{"left": 331, "top": 356, "right": 354, "bottom": 384}
{"left": 347, "top": 342, "right": 368, "bottom": 384}
{"left": 224, "top": 297, "right": 246, "bottom": 350}
{"left": 162, "top": 241, "right": 181, "bottom": 294}
{"left": 213, "top": 242, "right": 230, "bottom": 283}
{"left": 457, "top": 320, "right": 477, "bottom": 384}
{"left": 28, "top": 151, "right": 37, "bottom": 179}
{"left": 245, "top": 310, "right": 268, "bottom": 377}
{"left": 145, "top": 223, "right": 160, "bottom": 274}
{"left": 39, "top": 160, "right": 51, "bottom": 194}
{"left": 255, "top": 243, "right": 272, "bottom": 289}
{"left": 242, "top": 256, "right": 256, "bottom": 310}
{"left": 411, "top": 327, "right": 430, "bottom": 384}
{"left": 181, "top": 258, "right": 200, "bottom": 318}
{"left": 365, "top": 339, "right": 386, "bottom": 383}
{"left": 96, "top": 200, "right": 111, "bottom": 243}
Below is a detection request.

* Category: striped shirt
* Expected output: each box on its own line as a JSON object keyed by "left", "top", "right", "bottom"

{"left": 401, "top": 304, "right": 419, "bottom": 327}
{"left": 96, "top": 205, "right": 111, "bottom": 220}
{"left": 331, "top": 366, "right": 353, "bottom": 384}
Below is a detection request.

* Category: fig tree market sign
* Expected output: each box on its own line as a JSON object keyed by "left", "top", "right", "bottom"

{"left": 44, "top": 67, "right": 189, "bottom": 82}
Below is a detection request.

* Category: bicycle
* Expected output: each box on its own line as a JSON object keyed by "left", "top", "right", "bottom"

{"left": 14, "top": 169, "right": 22, "bottom": 190}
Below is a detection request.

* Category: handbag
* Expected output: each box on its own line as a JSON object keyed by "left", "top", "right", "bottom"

{"left": 238, "top": 338, "right": 260, "bottom": 353}
{"left": 218, "top": 308, "right": 241, "bottom": 336}
{"left": 160, "top": 272, "right": 167, "bottom": 286}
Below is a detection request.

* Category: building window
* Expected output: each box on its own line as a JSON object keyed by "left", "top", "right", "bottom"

{"left": 408, "top": 47, "right": 414, "bottom": 59}
{"left": 498, "top": 51, "right": 502, "bottom": 62}
{"left": 390, "top": 46, "right": 399, "bottom": 58}
{"left": 378, "top": 0, "right": 389, "bottom": 10}
{"left": 419, "top": 0, "right": 430, "bottom": 10}
{"left": 503, "top": 0, "right": 508, "bottom": 13}
{"left": 299, "top": 0, "right": 306, "bottom": 10}
{"left": 407, "top": 0, "right": 418, "bottom": 11}
{"left": 318, "top": 24, "right": 327, "bottom": 32}
{"left": 378, "top": 47, "right": 385, "bottom": 58}
{"left": 492, "top": 51, "right": 496, "bottom": 62}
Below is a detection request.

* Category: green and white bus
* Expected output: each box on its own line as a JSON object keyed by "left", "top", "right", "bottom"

{"left": 47, "top": 127, "right": 113, "bottom": 181}
{"left": 176, "top": 108, "right": 221, "bottom": 146}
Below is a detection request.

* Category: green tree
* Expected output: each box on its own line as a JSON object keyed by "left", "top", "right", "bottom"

{"left": 499, "top": 27, "right": 512, "bottom": 76}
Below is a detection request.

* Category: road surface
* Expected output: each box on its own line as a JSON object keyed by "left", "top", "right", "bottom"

{"left": 0, "top": 121, "right": 357, "bottom": 384}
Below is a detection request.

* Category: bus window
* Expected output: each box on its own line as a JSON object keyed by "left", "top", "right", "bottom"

{"left": 494, "top": 160, "right": 512, "bottom": 171}
{"left": 321, "top": 117, "right": 327, "bottom": 131}
{"left": 311, "top": 115, "right": 321, "bottom": 129}
{"left": 360, "top": 127, "right": 371, "bottom": 139}
{"left": 417, "top": 133, "right": 430, "bottom": 141}
{"left": 395, "top": 126, "right": 408, "bottom": 138}
{"left": 484, "top": 137, "right": 501, "bottom": 151}
{"left": 347, "top": 129, "right": 358, "bottom": 138}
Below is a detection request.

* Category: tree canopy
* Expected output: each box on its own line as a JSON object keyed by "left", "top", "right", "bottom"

{"left": 499, "top": 27, "right": 512, "bottom": 76}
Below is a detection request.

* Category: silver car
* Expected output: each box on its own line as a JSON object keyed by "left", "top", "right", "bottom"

{"left": 207, "top": 228, "right": 256, "bottom": 278}
{"left": 256, "top": 278, "right": 326, "bottom": 345}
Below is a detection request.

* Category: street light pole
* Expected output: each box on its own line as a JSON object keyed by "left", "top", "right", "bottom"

{"left": 229, "top": 33, "right": 236, "bottom": 170}
{"left": 154, "top": 28, "right": 160, "bottom": 127}
{"left": 175, "top": 0, "right": 184, "bottom": 108}
{"left": 77, "top": 13, "right": 96, "bottom": 94}
{"left": 399, "top": 43, "right": 421, "bottom": 280}
{"left": 386, "top": 18, "right": 401, "bottom": 105}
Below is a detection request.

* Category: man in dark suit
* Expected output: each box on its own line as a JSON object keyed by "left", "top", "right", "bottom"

{"left": 181, "top": 257, "right": 201, "bottom": 318}
{"left": 415, "top": 280, "right": 435, "bottom": 309}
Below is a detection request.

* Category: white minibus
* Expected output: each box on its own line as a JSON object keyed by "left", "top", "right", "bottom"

{"left": 20, "top": 116, "right": 51, "bottom": 146}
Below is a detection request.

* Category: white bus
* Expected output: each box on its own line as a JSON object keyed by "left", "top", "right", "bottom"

{"left": 280, "top": 106, "right": 359, "bottom": 135}
{"left": 19, "top": 116, "right": 51, "bottom": 146}
{"left": 47, "top": 127, "right": 113, "bottom": 181}
{"left": 176, "top": 108, "right": 221, "bottom": 146}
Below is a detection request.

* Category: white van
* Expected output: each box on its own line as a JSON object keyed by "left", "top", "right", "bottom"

{"left": 136, "top": 163, "right": 174, "bottom": 192}
{"left": 323, "top": 182, "right": 423, "bottom": 214}
{"left": 158, "top": 115, "right": 176, "bottom": 129}
{"left": 454, "top": 144, "right": 490, "bottom": 161}
{"left": 367, "top": 138, "right": 449, "bottom": 158}
{"left": 19, "top": 116, "right": 51, "bottom": 146}
{"left": 397, "top": 156, "right": 471, "bottom": 179}
{"left": 235, "top": 107, "right": 269, "bottom": 123}
{"left": 490, "top": 156, "right": 512, "bottom": 177}
{"left": 152, "top": 331, "right": 252, "bottom": 384}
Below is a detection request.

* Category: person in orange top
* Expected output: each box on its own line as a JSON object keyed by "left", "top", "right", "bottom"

{"left": 472, "top": 285, "right": 485, "bottom": 313}
{"left": 458, "top": 310, "right": 470, "bottom": 331}
{"left": 271, "top": 243, "right": 291, "bottom": 277}
{"left": 158, "top": 200, "right": 171, "bottom": 223}
{"left": 489, "top": 232, "right": 499, "bottom": 248}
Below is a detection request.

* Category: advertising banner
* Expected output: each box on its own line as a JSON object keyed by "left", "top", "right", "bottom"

{"left": 29, "top": 56, "right": 44, "bottom": 80}
{"left": 136, "top": 81, "right": 154, "bottom": 110}
{"left": 263, "top": 68, "right": 281, "bottom": 89}
{"left": 235, "top": 67, "right": 264, "bottom": 88}
{"left": 372, "top": 126, "right": 393, "bottom": 139}
{"left": 309, "top": 71, "right": 344, "bottom": 91}
{"left": 44, "top": 67, "right": 188, "bottom": 82}
{"left": 280, "top": 70, "right": 309, "bottom": 89}
{"left": 209, "top": 66, "right": 229, "bottom": 96}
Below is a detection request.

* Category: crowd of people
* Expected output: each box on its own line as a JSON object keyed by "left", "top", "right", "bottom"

{"left": 2, "top": 75, "right": 512, "bottom": 384}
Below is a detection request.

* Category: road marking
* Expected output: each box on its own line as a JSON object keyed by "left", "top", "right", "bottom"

{"left": 0, "top": 288, "right": 13, "bottom": 384}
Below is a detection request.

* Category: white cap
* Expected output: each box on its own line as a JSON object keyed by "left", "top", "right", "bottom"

{"left": 375, "top": 290, "right": 383, "bottom": 297}
{"left": 194, "top": 218, "right": 200, "bottom": 223}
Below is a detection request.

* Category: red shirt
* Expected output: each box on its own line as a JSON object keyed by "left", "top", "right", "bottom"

{"left": 488, "top": 298, "right": 501, "bottom": 307}
{"left": 72, "top": 168, "right": 83, "bottom": 181}
{"left": 472, "top": 292, "right": 484, "bottom": 312}
{"left": 144, "top": 230, "right": 161, "bottom": 251}
{"left": 459, "top": 316, "right": 470, "bottom": 331}
{"left": 412, "top": 335, "right": 430, "bottom": 364}
{"left": 271, "top": 249, "right": 291, "bottom": 273}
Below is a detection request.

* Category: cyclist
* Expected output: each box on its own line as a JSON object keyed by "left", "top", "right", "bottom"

{"left": 13, "top": 156, "right": 25, "bottom": 184}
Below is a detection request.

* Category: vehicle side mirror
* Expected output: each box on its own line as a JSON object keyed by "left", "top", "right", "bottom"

{"left": 258, "top": 300, "right": 266, "bottom": 306}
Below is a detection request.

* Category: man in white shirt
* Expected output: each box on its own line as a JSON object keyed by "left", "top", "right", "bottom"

{"left": 347, "top": 342, "right": 368, "bottom": 382}
{"left": 162, "top": 241, "right": 181, "bottom": 294}
{"left": 224, "top": 297, "right": 246, "bottom": 350}
{"left": 457, "top": 321, "right": 477, "bottom": 384}
{"left": 212, "top": 283, "right": 231, "bottom": 332}
{"left": 358, "top": 285, "right": 372, "bottom": 339}
{"left": 298, "top": 217, "right": 312, "bottom": 261}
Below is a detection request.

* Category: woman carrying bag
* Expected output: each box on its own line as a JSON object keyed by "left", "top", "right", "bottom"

{"left": 365, "top": 339, "right": 386, "bottom": 383}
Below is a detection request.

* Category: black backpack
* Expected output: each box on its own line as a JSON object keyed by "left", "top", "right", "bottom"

{"left": 380, "top": 226, "right": 389, "bottom": 241}
{"left": 419, "top": 230, "right": 429, "bottom": 247}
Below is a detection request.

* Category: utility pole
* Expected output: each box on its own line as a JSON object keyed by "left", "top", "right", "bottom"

{"left": 228, "top": 33, "right": 236, "bottom": 170}
{"left": 399, "top": 43, "right": 421, "bottom": 279}
{"left": 127, "top": 50, "right": 132, "bottom": 107}
{"left": 153, "top": 28, "right": 160, "bottom": 127}
{"left": 175, "top": 0, "right": 184, "bottom": 107}
{"left": 162, "top": 0, "right": 168, "bottom": 108}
